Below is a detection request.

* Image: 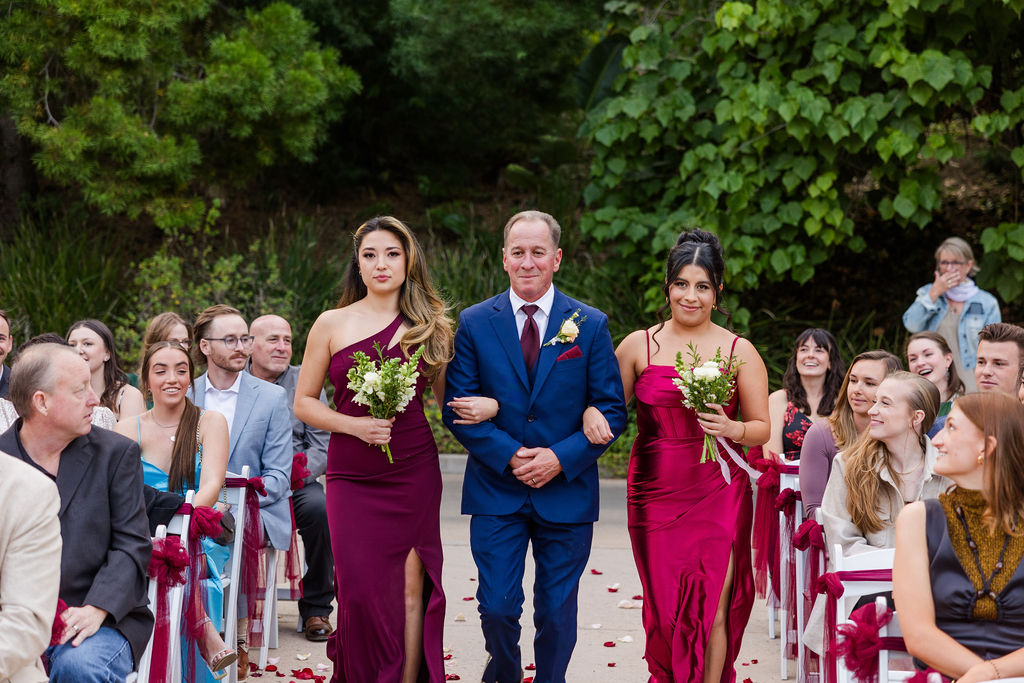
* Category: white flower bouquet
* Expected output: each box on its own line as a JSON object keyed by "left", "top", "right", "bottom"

{"left": 672, "top": 342, "right": 743, "bottom": 463}
{"left": 347, "top": 341, "right": 425, "bottom": 463}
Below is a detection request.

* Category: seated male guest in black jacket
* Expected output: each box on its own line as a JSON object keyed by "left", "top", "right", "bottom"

{"left": 0, "top": 343, "right": 152, "bottom": 682}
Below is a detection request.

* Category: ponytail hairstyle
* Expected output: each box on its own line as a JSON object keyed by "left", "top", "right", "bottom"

{"left": 829, "top": 350, "right": 903, "bottom": 450}
{"left": 905, "top": 331, "right": 965, "bottom": 398}
{"left": 66, "top": 319, "right": 129, "bottom": 412}
{"left": 782, "top": 328, "right": 846, "bottom": 416}
{"left": 652, "top": 228, "right": 727, "bottom": 353}
{"left": 140, "top": 341, "right": 202, "bottom": 493}
{"left": 842, "top": 371, "right": 939, "bottom": 534}
{"left": 954, "top": 393, "right": 1024, "bottom": 535}
{"left": 338, "top": 216, "right": 453, "bottom": 378}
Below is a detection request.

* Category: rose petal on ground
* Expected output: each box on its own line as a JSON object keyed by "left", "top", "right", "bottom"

{"left": 751, "top": 659, "right": 758, "bottom": 664}
{"left": 603, "top": 641, "right": 615, "bottom": 647}
{"left": 744, "top": 679, "right": 753, "bottom": 683}
{"left": 444, "top": 654, "right": 453, "bottom": 660}
{"left": 618, "top": 635, "right": 634, "bottom": 643}
{"left": 316, "top": 664, "right": 330, "bottom": 671}
{"left": 469, "top": 578, "right": 476, "bottom": 581}
{"left": 590, "top": 569, "right": 603, "bottom": 575}
{"left": 454, "top": 613, "right": 466, "bottom": 622}
{"left": 590, "top": 623, "right": 602, "bottom": 629}
{"left": 265, "top": 665, "right": 278, "bottom": 672}
{"left": 268, "top": 657, "right": 280, "bottom": 666}
{"left": 608, "top": 663, "right": 616, "bottom": 667}
{"left": 250, "top": 662, "right": 259, "bottom": 671}
{"left": 275, "top": 673, "right": 284, "bottom": 678}
{"left": 296, "top": 653, "right": 311, "bottom": 661}
{"left": 462, "top": 596, "right": 475, "bottom": 601}
{"left": 444, "top": 675, "right": 461, "bottom": 681}
{"left": 524, "top": 663, "right": 536, "bottom": 670}
{"left": 632, "top": 595, "right": 643, "bottom": 600}
{"left": 617, "top": 599, "right": 638, "bottom": 609}
{"left": 607, "top": 583, "right": 621, "bottom": 592}
{"left": 524, "top": 678, "right": 534, "bottom": 683}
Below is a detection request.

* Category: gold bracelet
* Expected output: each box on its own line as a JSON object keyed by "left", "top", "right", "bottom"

{"left": 991, "top": 660, "right": 1001, "bottom": 679}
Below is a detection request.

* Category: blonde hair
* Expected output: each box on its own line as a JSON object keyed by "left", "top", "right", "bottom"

{"left": 934, "top": 236, "right": 979, "bottom": 276}
{"left": 338, "top": 216, "right": 453, "bottom": 377}
{"left": 829, "top": 350, "right": 903, "bottom": 450}
{"left": 843, "top": 371, "right": 940, "bottom": 534}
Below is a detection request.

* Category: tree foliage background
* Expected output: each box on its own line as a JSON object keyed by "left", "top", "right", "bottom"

{"left": 581, "top": 0, "right": 1024, "bottom": 322}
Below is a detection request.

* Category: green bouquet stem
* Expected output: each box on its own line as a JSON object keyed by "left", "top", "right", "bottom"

{"left": 700, "top": 433, "right": 717, "bottom": 463}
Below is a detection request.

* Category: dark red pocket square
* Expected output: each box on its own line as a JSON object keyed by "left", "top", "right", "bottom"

{"left": 556, "top": 345, "right": 583, "bottom": 361}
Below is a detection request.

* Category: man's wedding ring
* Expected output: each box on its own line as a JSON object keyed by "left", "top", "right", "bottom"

{"left": 530, "top": 478, "right": 536, "bottom": 485}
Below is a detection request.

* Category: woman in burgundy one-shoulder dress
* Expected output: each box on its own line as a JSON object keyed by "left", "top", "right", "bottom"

{"left": 585, "top": 229, "right": 770, "bottom": 683}
{"left": 295, "top": 217, "right": 496, "bottom": 682}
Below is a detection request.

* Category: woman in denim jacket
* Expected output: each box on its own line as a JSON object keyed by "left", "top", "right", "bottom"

{"left": 903, "top": 237, "right": 1001, "bottom": 393}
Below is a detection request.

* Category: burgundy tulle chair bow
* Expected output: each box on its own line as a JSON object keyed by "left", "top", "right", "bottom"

{"left": 49, "top": 598, "right": 69, "bottom": 647}
{"left": 835, "top": 602, "right": 909, "bottom": 683}
{"left": 817, "top": 569, "right": 893, "bottom": 683}
{"left": 178, "top": 503, "right": 223, "bottom": 681}
{"left": 751, "top": 453, "right": 799, "bottom": 599}
{"left": 224, "top": 476, "right": 269, "bottom": 648}
{"left": 793, "top": 518, "right": 827, "bottom": 679}
{"left": 284, "top": 452, "right": 310, "bottom": 599}
{"left": 148, "top": 535, "right": 190, "bottom": 683}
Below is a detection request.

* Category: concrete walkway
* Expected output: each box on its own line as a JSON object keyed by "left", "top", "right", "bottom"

{"left": 260, "top": 470, "right": 785, "bottom": 682}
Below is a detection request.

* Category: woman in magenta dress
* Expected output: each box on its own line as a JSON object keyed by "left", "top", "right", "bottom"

{"left": 295, "top": 216, "right": 496, "bottom": 683}
{"left": 587, "top": 229, "right": 769, "bottom": 682}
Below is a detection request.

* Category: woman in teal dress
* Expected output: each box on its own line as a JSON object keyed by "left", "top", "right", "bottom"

{"left": 115, "top": 341, "right": 235, "bottom": 680}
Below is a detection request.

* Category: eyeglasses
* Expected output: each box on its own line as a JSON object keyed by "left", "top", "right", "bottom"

{"left": 167, "top": 339, "right": 191, "bottom": 349}
{"left": 205, "top": 335, "right": 255, "bottom": 349}
{"left": 939, "top": 260, "right": 967, "bottom": 268}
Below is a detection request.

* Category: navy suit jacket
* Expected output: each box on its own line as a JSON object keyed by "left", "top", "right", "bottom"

{"left": 443, "top": 287, "right": 627, "bottom": 524}
{"left": 190, "top": 372, "right": 293, "bottom": 550}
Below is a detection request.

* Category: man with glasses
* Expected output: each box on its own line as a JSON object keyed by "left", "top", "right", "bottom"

{"left": 191, "top": 304, "right": 292, "bottom": 679}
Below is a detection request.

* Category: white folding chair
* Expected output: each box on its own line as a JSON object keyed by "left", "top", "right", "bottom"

{"left": 832, "top": 545, "right": 895, "bottom": 683}
{"left": 874, "top": 597, "right": 915, "bottom": 681}
{"left": 220, "top": 466, "right": 250, "bottom": 683}
{"left": 132, "top": 491, "right": 194, "bottom": 683}
{"left": 257, "top": 549, "right": 279, "bottom": 669}
{"left": 778, "top": 457, "right": 802, "bottom": 680}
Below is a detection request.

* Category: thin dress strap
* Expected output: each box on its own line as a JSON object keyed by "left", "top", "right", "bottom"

{"left": 135, "top": 415, "right": 142, "bottom": 446}
{"left": 727, "top": 335, "right": 740, "bottom": 370}
{"left": 381, "top": 313, "right": 405, "bottom": 349}
{"left": 645, "top": 329, "right": 651, "bottom": 365}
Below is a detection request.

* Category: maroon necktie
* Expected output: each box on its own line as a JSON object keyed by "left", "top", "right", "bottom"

{"left": 520, "top": 304, "right": 540, "bottom": 372}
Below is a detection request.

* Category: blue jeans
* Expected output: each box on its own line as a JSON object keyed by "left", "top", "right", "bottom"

{"left": 45, "top": 626, "right": 133, "bottom": 683}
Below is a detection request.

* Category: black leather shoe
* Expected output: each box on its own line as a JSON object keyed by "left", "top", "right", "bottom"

{"left": 304, "top": 616, "right": 333, "bottom": 642}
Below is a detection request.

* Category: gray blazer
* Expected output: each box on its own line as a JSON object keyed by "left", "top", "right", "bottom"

{"left": 191, "top": 372, "right": 293, "bottom": 550}
{"left": 0, "top": 424, "right": 153, "bottom": 669}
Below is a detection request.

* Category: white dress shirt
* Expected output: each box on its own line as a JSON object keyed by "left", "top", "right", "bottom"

{"left": 509, "top": 285, "right": 555, "bottom": 349}
{"left": 204, "top": 372, "right": 242, "bottom": 431}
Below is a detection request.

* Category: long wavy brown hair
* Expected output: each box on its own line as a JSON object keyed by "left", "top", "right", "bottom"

{"left": 843, "top": 371, "right": 939, "bottom": 534}
{"left": 781, "top": 328, "right": 845, "bottom": 416}
{"left": 955, "top": 393, "right": 1024, "bottom": 535}
{"left": 828, "top": 350, "right": 903, "bottom": 451}
{"left": 141, "top": 341, "right": 202, "bottom": 494}
{"left": 337, "top": 216, "right": 453, "bottom": 378}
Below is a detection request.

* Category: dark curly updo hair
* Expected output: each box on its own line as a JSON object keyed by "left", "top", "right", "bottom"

{"left": 652, "top": 229, "right": 729, "bottom": 353}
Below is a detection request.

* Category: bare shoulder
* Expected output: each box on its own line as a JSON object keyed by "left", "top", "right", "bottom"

{"left": 897, "top": 500, "right": 927, "bottom": 530}
{"left": 199, "top": 408, "right": 229, "bottom": 431}
{"left": 769, "top": 388, "right": 787, "bottom": 404}
{"left": 617, "top": 329, "right": 647, "bottom": 355}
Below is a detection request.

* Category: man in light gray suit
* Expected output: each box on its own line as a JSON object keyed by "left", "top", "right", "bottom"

{"left": 189, "top": 305, "right": 292, "bottom": 676}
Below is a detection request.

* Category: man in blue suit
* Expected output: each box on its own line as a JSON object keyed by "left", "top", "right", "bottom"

{"left": 443, "top": 210, "right": 627, "bottom": 683}
{"left": 189, "top": 304, "right": 292, "bottom": 676}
